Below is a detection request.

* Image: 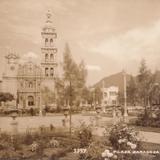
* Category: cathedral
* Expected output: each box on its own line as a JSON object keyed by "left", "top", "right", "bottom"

{"left": 1, "top": 11, "right": 58, "bottom": 111}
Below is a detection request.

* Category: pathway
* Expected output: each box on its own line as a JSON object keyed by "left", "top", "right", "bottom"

{"left": 0, "top": 115, "right": 160, "bottom": 144}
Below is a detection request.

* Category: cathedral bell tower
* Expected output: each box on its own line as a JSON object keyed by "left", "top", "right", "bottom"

{"left": 4, "top": 52, "right": 19, "bottom": 78}
{"left": 41, "top": 10, "right": 58, "bottom": 79}
{"left": 2, "top": 51, "right": 19, "bottom": 98}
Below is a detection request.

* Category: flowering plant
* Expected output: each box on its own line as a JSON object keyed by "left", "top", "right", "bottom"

{"left": 101, "top": 149, "right": 117, "bottom": 160}
{"left": 75, "top": 122, "right": 93, "bottom": 147}
{"left": 107, "top": 122, "right": 140, "bottom": 150}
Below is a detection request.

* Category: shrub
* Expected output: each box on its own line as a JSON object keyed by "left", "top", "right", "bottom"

{"left": 100, "top": 122, "right": 145, "bottom": 160}
{"left": 36, "top": 140, "right": 45, "bottom": 158}
{"left": 11, "top": 135, "right": 22, "bottom": 151}
{"left": 108, "top": 122, "right": 141, "bottom": 151}
{"left": 23, "top": 132, "right": 34, "bottom": 145}
{"left": 78, "top": 138, "right": 106, "bottom": 160}
{"left": 75, "top": 123, "right": 92, "bottom": 147}
{"left": 136, "top": 109, "right": 160, "bottom": 128}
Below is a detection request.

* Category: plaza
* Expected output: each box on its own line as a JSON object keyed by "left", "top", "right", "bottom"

{"left": 0, "top": 114, "right": 160, "bottom": 145}
{"left": 0, "top": 1, "right": 160, "bottom": 160}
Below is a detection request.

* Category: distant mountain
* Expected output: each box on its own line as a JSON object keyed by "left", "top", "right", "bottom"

{"left": 93, "top": 70, "right": 160, "bottom": 94}
{"left": 93, "top": 71, "right": 132, "bottom": 93}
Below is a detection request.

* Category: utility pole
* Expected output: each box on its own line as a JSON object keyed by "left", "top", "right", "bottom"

{"left": 123, "top": 70, "right": 128, "bottom": 122}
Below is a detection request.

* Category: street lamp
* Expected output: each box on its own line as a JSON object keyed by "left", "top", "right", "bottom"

{"left": 62, "top": 107, "right": 69, "bottom": 127}
{"left": 63, "top": 107, "right": 69, "bottom": 118}
{"left": 95, "top": 106, "right": 101, "bottom": 127}
{"left": 10, "top": 111, "right": 18, "bottom": 135}
{"left": 64, "top": 79, "right": 72, "bottom": 136}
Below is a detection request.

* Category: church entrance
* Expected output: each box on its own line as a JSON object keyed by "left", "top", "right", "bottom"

{"left": 28, "top": 96, "right": 34, "bottom": 106}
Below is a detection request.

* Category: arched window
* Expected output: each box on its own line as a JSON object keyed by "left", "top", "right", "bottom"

{"left": 28, "top": 96, "right": 34, "bottom": 106}
{"left": 45, "top": 54, "right": 49, "bottom": 61}
{"left": 50, "top": 54, "right": 54, "bottom": 61}
{"left": 50, "top": 68, "right": 54, "bottom": 77}
{"left": 29, "top": 82, "right": 33, "bottom": 88}
{"left": 104, "top": 92, "right": 107, "bottom": 97}
{"left": 50, "top": 39, "right": 53, "bottom": 46}
{"left": 45, "top": 38, "right": 48, "bottom": 46}
{"left": 45, "top": 68, "right": 49, "bottom": 76}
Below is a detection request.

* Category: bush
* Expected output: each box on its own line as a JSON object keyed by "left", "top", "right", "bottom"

{"left": 11, "top": 135, "right": 22, "bottom": 151}
{"left": 108, "top": 122, "right": 141, "bottom": 150}
{"left": 79, "top": 138, "right": 106, "bottom": 160}
{"left": 136, "top": 110, "right": 160, "bottom": 128}
{"left": 99, "top": 122, "right": 145, "bottom": 160}
{"left": 75, "top": 123, "right": 92, "bottom": 147}
{"left": 23, "top": 132, "right": 34, "bottom": 145}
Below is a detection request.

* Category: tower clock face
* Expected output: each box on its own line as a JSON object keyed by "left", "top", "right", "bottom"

{"left": 10, "top": 65, "right": 15, "bottom": 71}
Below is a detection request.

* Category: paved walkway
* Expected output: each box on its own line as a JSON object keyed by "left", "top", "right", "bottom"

{"left": 92, "top": 127, "right": 160, "bottom": 144}
{"left": 139, "top": 131, "right": 160, "bottom": 144}
{"left": 0, "top": 115, "right": 160, "bottom": 144}
{"left": 0, "top": 115, "right": 112, "bottom": 132}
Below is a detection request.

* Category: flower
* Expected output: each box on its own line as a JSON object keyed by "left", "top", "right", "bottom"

{"left": 130, "top": 143, "right": 137, "bottom": 149}
{"left": 31, "top": 141, "right": 39, "bottom": 152}
{"left": 118, "top": 138, "right": 126, "bottom": 144}
{"left": 107, "top": 152, "right": 113, "bottom": 158}
{"left": 102, "top": 152, "right": 107, "bottom": 157}
{"left": 104, "top": 149, "right": 110, "bottom": 154}
{"left": 118, "top": 139, "right": 122, "bottom": 144}
{"left": 113, "top": 155, "right": 118, "bottom": 159}
{"left": 102, "top": 150, "right": 114, "bottom": 158}
{"left": 127, "top": 142, "right": 132, "bottom": 146}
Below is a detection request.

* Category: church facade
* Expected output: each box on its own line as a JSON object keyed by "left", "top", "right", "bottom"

{"left": 1, "top": 11, "right": 58, "bottom": 110}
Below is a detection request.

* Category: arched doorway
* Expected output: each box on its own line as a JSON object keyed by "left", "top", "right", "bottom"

{"left": 28, "top": 96, "right": 34, "bottom": 106}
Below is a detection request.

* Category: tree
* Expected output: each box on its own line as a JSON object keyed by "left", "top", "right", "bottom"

{"left": 127, "top": 76, "right": 138, "bottom": 106}
{"left": 41, "top": 87, "right": 56, "bottom": 106}
{"left": 55, "top": 77, "right": 65, "bottom": 108}
{"left": 150, "top": 84, "right": 160, "bottom": 106}
{"left": 94, "top": 86, "right": 103, "bottom": 105}
{"left": 62, "top": 43, "right": 87, "bottom": 109}
{"left": 137, "top": 59, "right": 156, "bottom": 109}
{"left": 0, "top": 92, "right": 14, "bottom": 104}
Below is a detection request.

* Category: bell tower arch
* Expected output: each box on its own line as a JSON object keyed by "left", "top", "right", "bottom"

{"left": 41, "top": 10, "right": 58, "bottom": 79}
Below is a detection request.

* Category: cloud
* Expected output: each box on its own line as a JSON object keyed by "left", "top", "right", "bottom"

{"left": 84, "top": 19, "right": 160, "bottom": 71}
{"left": 95, "top": 20, "right": 160, "bottom": 56}
{"left": 86, "top": 64, "right": 101, "bottom": 71}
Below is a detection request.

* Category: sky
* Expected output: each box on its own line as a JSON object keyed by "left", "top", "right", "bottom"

{"left": 1, "top": 0, "right": 160, "bottom": 85}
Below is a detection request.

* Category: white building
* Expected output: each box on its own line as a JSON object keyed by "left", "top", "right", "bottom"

{"left": 101, "top": 86, "right": 119, "bottom": 107}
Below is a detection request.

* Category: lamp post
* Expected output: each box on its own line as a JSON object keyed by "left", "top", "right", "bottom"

{"left": 10, "top": 111, "right": 18, "bottom": 135}
{"left": 63, "top": 107, "right": 69, "bottom": 127}
{"left": 69, "top": 80, "right": 72, "bottom": 136}
{"left": 123, "top": 70, "right": 128, "bottom": 122}
{"left": 95, "top": 106, "right": 101, "bottom": 127}
{"left": 64, "top": 79, "right": 72, "bottom": 136}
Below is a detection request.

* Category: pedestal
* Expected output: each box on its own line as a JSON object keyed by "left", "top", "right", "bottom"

{"left": 95, "top": 114, "right": 101, "bottom": 127}
{"left": 11, "top": 119, "right": 18, "bottom": 135}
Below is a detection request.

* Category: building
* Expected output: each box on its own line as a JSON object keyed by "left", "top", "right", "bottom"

{"left": 2, "top": 53, "right": 20, "bottom": 97}
{"left": 17, "top": 61, "right": 42, "bottom": 109}
{"left": 41, "top": 10, "right": 58, "bottom": 88}
{"left": 1, "top": 11, "right": 58, "bottom": 111}
{"left": 101, "top": 86, "right": 119, "bottom": 107}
